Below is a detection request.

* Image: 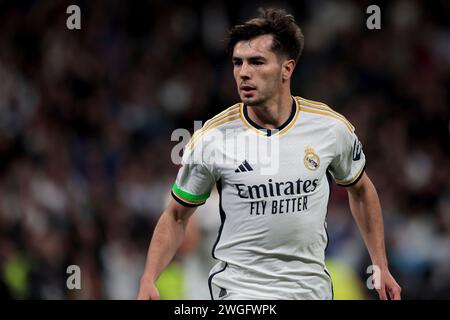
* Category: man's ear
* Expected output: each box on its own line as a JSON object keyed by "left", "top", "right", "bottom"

{"left": 282, "top": 59, "right": 296, "bottom": 81}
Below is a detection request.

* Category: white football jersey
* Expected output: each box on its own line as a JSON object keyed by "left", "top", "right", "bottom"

{"left": 171, "top": 96, "right": 366, "bottom": 300}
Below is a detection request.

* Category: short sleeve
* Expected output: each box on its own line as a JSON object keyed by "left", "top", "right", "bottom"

{"left": 171, "top": 135, "right": 216, "bottom": 207}
{"left": 328, "top": 121, "right": 366, "bottom": 187}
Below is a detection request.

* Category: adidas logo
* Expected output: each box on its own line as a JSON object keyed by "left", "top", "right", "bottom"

{"left": 235, "top": 160, "right": 253, "bottom": 173}
{"left": 218, "top": 287, "right": 227, "bottom": 298}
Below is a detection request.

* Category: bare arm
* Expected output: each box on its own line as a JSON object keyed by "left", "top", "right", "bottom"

{"left": 346, "top": 172, "right": 401, "bottom": 300}
{"left": 137, "top": 198, "right": 197, "bottom": 300}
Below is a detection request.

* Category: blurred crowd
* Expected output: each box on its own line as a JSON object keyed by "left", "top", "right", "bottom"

{"left": 0, "top": 0, "right": 449, "bottom": 299}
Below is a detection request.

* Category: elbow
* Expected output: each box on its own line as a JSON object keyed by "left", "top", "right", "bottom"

{"left": 166, "top": 200, "right": 195, "bottom": 229}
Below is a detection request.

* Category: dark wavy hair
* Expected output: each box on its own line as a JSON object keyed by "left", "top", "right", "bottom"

{"left": 227, "top": 8, "right": 304, "bottom": 63}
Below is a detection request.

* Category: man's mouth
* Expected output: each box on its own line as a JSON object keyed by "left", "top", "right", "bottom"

{"left": 240, "top": 85, "right": 256, "bottom": 94}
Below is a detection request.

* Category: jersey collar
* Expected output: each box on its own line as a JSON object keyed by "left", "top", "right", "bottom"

{"left": 241, "top": 97, "right": 299, "bottom": 137}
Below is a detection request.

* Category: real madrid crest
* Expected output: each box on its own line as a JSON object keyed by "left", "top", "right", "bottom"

{"left": 304, "top": 146, "right": 320, "bottom": 170}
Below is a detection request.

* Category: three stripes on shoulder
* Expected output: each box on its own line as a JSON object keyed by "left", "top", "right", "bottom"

{"left": 186, "top": 97, "right": 355, "bottom": 152}
{"left": 295, "top": 97, "right": 355, "bottom": 132}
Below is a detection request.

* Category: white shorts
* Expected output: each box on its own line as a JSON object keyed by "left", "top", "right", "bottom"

{"left": 208, "top": 261, "right": 333, "bottom": 300}
{"left": 210, "top": 282, "right": 277, "bottom": 300}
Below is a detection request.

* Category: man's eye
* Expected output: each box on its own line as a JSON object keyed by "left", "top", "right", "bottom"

{"left": 233, "top": 61, "right": 242, "bottom": 66}
{"left": 253, "top": 61, "right": 264, "bottom": 65}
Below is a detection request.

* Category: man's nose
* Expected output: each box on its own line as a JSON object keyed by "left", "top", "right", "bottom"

{"left": 239, "top": 63, "right": 251, "bottom": 79}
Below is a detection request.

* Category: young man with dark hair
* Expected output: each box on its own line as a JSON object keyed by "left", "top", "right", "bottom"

{"left": 138, "top": 8, "right": 401, "bottom": 300}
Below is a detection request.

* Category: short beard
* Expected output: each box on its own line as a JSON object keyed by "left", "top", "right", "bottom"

{"left": 242, "top": 95, "right": 267, "bottom": 107}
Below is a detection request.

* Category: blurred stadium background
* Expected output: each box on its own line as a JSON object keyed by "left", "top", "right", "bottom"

{"left": 0, "top": 0, "right": 449, "bottom": 299}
